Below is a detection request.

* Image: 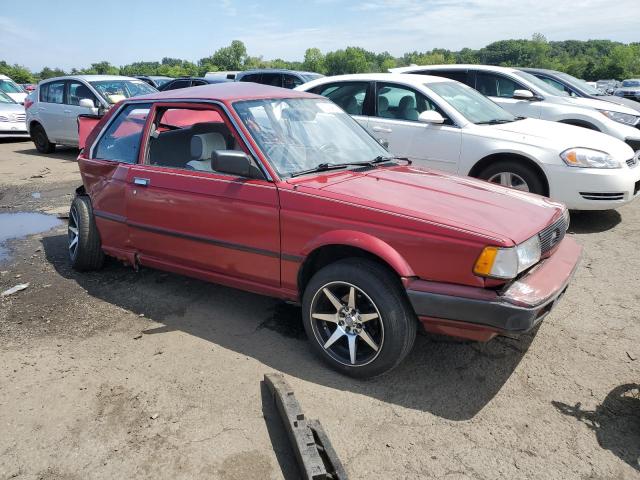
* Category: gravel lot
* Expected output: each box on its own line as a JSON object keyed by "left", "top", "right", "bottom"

{"left": 0, "top": 138, "right": 639, "bottom": 480}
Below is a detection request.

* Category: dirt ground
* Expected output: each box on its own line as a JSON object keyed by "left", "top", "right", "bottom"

{"left": 0, "top": 138, "right": 639, "bottom": 480}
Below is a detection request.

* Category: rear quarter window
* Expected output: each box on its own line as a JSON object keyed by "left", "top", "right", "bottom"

{"left": 93, "top": 103, "right": 151, "bottom": 163}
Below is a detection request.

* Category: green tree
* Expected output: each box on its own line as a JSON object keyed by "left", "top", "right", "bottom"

{"left": 302, "top": 48, "right": 326, "bottom": 74}
{"left": 201, "top": 40, "right": 248, "bottom": 71}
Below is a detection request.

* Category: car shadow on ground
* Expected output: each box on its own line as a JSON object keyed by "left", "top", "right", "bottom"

{"left": 552, "top": 384, "right": 640, "bottom": 471}
{"left": 568, "top": 210, "right": 621, "bottom": 234}
{"left": 13, "top": 145, "right": 79, "bottom": 162}
{"left": 42, "top": 233, "right": 538, "bottom": 421}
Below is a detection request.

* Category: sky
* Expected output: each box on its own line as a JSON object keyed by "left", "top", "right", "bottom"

{"left": 1, "top": 0, "right": 639, "bottom": 71}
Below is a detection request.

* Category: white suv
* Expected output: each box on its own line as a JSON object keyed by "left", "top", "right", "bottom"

{"left": 297, "top": 73, "right": 640, "bottom": 210}
{"left": 26, "top": 75, "right": 156, "bottom": 153}
{"left": 391, "top": 65, "right": 640, "bottom": 152}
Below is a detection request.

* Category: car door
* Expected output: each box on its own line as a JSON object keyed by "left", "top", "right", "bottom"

{"left": 473, "top": 71, "right": 541, "bottom": 119}
{"left": 82, "top": 103, "right": 152, "bottom": 258}
{"left": 368, "top": 82, "right": 461, "bottom": 172}
{"left": 311, "top": 81, "right": 372, "bottom": 132}
{"left": 125, "top": 102, "right": 281, "bottom": 287}
{"left": 60, "top": 80, "right": 101, "bottom": 145}
{"left": 37, "top": 80, "right": 66, "bottom": 142}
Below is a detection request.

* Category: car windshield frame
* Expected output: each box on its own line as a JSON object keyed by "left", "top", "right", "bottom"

{"left": 89, "top": 79, "right": 157, "bottom": 104}
{"left": 427, "top": 81, "right": 516, "bottom": 125}
{"left": 554, "top": 71, "right": 602, "bottom": 95}
{"left": 512, "top": 71, "right": 569, "bottom": 97}
{"left": 0, "top": 90, "right": 16, "bottom": 103}
{"left": 0, "top": 79, "right": 25, "bottom": 94}
{"left": 233, "top": 97, "right": 390, "bottom": 179}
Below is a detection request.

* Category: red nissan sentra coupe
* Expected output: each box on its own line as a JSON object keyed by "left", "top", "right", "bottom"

{"left": 70, "top": 82, "right": 581, "bottom": 377}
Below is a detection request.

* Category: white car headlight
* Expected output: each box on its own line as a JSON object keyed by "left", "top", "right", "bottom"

{"left": 0, "top": 115, "right": 8, "bottom": 122}
{"left": 600, "top": 110, "right": 639, "bottom": 126}
{"left": 560, "top": 148, "right": 620, "bottom": 169}
{"left": 474, "top": 234, "right": 541, "bottom": 279}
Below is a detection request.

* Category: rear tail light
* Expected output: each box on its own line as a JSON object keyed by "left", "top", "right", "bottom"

{"left": 24, "top": 98, "right": 34, "bottom": 110}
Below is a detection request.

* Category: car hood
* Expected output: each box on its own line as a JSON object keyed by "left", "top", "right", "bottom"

{"left": 0, "top": 103, "right": 26, "bottom": 115}
{"left": 482, "top": 118, "right": 634, "bottom": 160}
{"left": 567, "top": 96, "right": 639, "bottom": 115}
{"left": 594, "top": 95, "right": 640, "bottom": 114}
{"left": 6, "top": 92, "right": 26, "bottom": 104}
{"left": 293, "top": 166, "right": 562, "bottom": 245}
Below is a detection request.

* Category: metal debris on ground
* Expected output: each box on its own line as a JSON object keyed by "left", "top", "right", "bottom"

{"left": 1, "top": 283, "right": 30, "bottom": 297}
{"left": 264, "top": 373, "right": 348, "bottom": 480}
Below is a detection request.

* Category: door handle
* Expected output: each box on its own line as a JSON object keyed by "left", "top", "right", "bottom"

{"left": 133, "top": 177, "right": 150, "bottom": 186}
{"left": 372, "top": 126, "right": 392, "bottom": 133}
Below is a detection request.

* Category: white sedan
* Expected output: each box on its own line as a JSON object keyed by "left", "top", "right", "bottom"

{"left": 297, "top": 73, "right": 640, "bottom": 210}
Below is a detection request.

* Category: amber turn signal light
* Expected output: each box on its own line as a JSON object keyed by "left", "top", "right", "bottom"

{"left": 473, "top": 246, "right": 498, "bottom": 276}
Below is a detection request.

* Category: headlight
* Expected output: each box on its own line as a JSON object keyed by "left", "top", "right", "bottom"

{"left": 560, "top": 148, "right": 620, "bottom": 169}
{"left": 599, "top": 110, "right": 639, "bottom": 126}
{"left": 474, "top": 235, "right": 541, "bottom": 279}
{"left": 0, "top": 115, "right": 8, "bottom": 122}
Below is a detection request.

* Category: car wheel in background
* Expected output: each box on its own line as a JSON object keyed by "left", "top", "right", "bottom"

{"left": 31, "top": 123, "right": 56, "bottom": 154}
{"left": 68, "top": 196, "right": 105, "bottom": 271}
{"left": 479, "top": 160, "right": 546, "bottom": 195}
{"left": 302, "top": 258, "right": 417, "bottom": 378}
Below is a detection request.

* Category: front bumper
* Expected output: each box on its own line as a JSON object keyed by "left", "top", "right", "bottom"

{"left": 546, "top": 162, "right": 640, "bottom": 210}
{"left": 406, "top": 237, "right": 582, "bottom": 341}
{"left": 0, "top": 121, "right": 28, "bottom": 138}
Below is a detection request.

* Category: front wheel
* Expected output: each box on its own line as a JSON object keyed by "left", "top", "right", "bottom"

{"left": 302, "top": 258, "right": 417, "bottom": 378}
{"left": 478, "top": 160, "right": 545, "bottom": 196}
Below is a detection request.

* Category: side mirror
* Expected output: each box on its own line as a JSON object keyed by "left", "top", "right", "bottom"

{"left": 513, "top": 89, "right": 535, "bottom": 100}
{"left": 79, "top": 98, "right": 99, "bottom": 114}
{"left": 418, "top": 110, "right": 445, "bottom": 124}
{"left": 211, "top": 150, "right": 263, "bottom": 179}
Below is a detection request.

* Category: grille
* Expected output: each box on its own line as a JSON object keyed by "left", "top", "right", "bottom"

{"left": 538, "top": 214, "right": 568, "bottom": 254}
{"left": 580, "top": 192, "right": 625, "bottom": 201}
{"left": 14, "top": 114, "right": 25, "bottom": 122}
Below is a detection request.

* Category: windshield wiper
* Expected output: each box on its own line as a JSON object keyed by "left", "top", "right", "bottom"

{"left": 476, "top": 118, "right": 516, "bottom": 125}
{"left": 289, "top": 156, "right": 395, "bottom": 178}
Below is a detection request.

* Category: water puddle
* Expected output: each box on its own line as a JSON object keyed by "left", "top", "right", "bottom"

{"left": 0, "top": 212, "right": 62, "bottom": 262}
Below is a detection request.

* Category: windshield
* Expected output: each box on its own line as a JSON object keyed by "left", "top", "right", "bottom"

{"left": 555, "top": 72, "right": 602, "bottom": 95}
{"left": 622, "top": 80, "right": 640, "bottom": 87}
{"left": 233, "top": 97, "right": 389, "bottom": 178}
{"left": 428, "top": 81, "right": 515, "bottom": 124}
{"left": 0, "top": 80, "right": 24, "bottom": 94}
{"left": 89, "top": 80, "right": 156, "bottom": 104}
{"left": 301, "top": 73, "right": 324, "bottom": 82}
{"left": 0, "top": 91, "right": 15, "bottom": 103}
{"left": 512, "top": 71, "right": 569, "bottom": 96}
{"left": 152, "top": 77, "right": 172, "bottom": 87}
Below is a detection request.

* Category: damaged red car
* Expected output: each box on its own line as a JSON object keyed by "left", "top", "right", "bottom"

{"left": 70, "top": 83, "right": 581, "bottom": 377}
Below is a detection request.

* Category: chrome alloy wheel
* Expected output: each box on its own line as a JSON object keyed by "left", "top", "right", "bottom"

{"left": 487, "top": 171, "right": 530, "bottom": 192}
{"left": 68, "top": 205, "right": 80, "bottom": 261}
{"left": 309, "top": 281, "right": 384, "bottom": 367}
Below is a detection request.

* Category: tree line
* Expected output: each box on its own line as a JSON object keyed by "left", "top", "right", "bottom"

{"left": 2, "top": 36, "right": 639, "bottom": 84}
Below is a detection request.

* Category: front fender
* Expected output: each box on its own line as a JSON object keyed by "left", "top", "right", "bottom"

{"left": 302, "top": 230, "right": 415, "bottom": 278}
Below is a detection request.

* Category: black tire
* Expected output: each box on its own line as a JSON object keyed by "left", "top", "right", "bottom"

{"left": 478, "top": 160, "right": 546, "bottom": 196}
{"left": 31, "top": 123, "right": 56, "bottom": 154}
{"left": 68, "top": 196, "right": 104, "bottom": 271}
{"left": 302, "top": 258, "right": 417, "bottom": 378}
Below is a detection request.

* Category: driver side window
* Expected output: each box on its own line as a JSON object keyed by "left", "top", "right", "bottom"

{"left": 94, "top": 103, "right": 151, "bottom": 163}
{"left": 376, "top": 83, "right": 450, "bottom": 123}
{"left": 475, "top": 72, "right": 523, "bottom": 98}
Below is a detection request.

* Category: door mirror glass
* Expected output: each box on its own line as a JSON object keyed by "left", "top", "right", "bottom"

{"left": 211, "top": 150, "right": 261, "bottom": 178}
{"left": 418, "top": 110, "right": 445, "bottom": 124}
{"left": 513, "top": 89, "right": 535, "bottom": 100}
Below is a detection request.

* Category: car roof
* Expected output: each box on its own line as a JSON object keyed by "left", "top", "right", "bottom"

{"left": 40, "top": 75, "right": 141, "bottom": 83}
{"left": 238, "top": 69, "right": 319, "bottom": 76}
{"left": 133, "top": 81, "right": 320, "bottom": 102}
{"left": 300, "top": 72, "right": 456, "bottom": 87}
{"left": 390, "top": 64, "right": 520, "bottom": 74}
{"left": 520, "top": 67, "right": 557, "bottom": 75}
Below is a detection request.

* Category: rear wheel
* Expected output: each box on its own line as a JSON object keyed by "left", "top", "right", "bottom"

{"left": 68, "top": 196, "right": 104, "bottom": 271}
{"left": 302, "top": 258, "right": 417, "bottom": 378}
{"left": 479, "top": 160, "right": 545, "bottom": 196}
{"left": 31, "top": 124, "right": 56, "bottom": 154}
